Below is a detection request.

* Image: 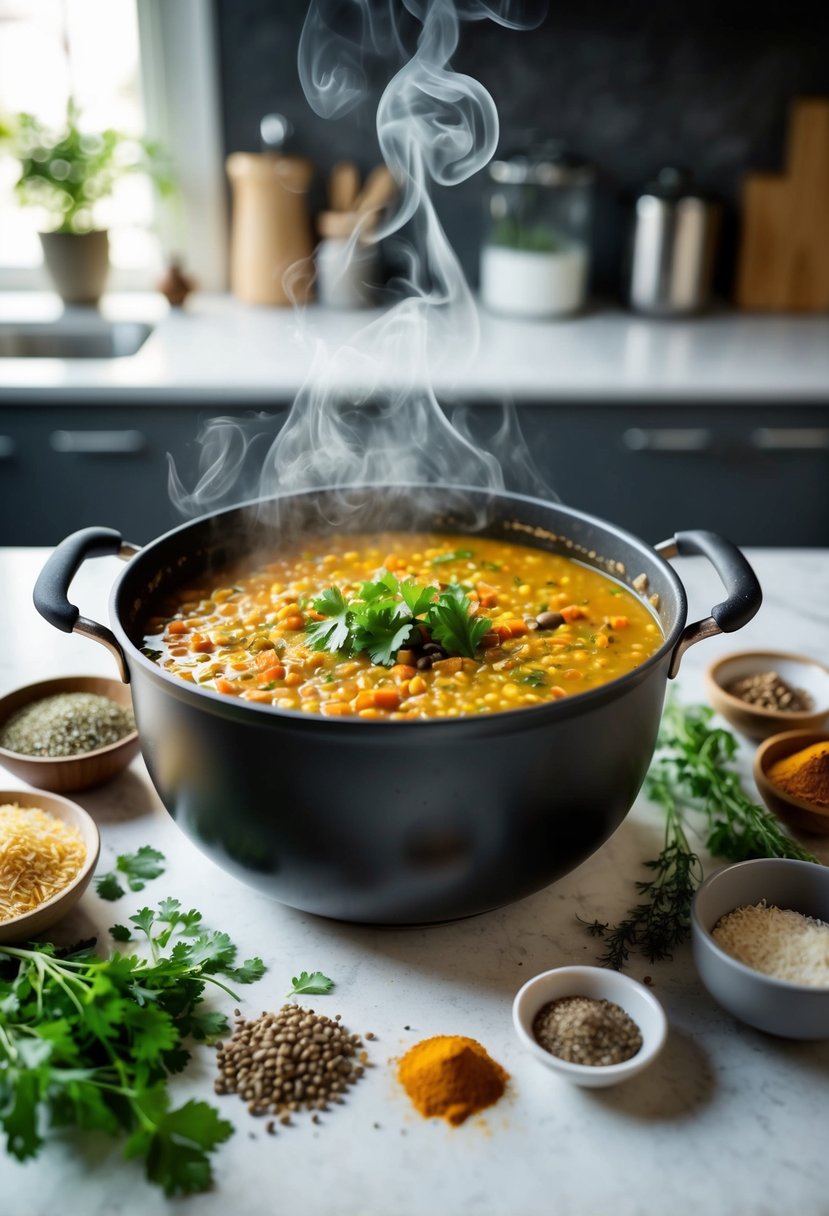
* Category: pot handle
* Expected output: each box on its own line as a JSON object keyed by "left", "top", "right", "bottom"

{"left": 33, "top": 527, "right": 141, "bottom": 683}
{"left": 656, "top": 530, "right": 762, "bottom": 678}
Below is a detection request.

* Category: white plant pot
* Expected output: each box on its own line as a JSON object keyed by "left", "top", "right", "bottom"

{"left": 39, "top": 230, "right": 110, "bottom": 306}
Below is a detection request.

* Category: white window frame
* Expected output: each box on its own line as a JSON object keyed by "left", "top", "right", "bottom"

{"left": 0, "top": 0, "right": 227, "bottom": 292}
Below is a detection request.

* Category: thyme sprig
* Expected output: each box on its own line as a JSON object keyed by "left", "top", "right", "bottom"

{"left": 585, "top": 698, "right": 818, "bottom": 968}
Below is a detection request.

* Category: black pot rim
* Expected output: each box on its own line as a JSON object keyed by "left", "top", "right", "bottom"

{"left": 109, "top": 484, "right": 688, "bottom": 733}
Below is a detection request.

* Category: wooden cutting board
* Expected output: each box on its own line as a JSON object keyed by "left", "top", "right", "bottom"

{"left": 736, "top": 98, "right": 829, "bottom": 310}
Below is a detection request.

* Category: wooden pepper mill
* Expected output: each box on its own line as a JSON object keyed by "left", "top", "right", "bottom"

{"left": 226, "top": 152, "right": 315, "bottom": 306}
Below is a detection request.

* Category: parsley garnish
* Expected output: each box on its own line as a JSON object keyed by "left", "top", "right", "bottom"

{"left": 306, "top": 586, "right": 351, "bottom": 653}
{"left": 480, "top": 560, "right": 501, "bottom": 572}
{"left": 521, "top": 669, "right": 547, "bottom": 688}
{"left": 306, "top": 573, "right": 488, "bottom": 666}
{"left": 0, "top": 898, "right": 265, "bottom": 1195}
{"left": 425, "top": 584, "right": 490, "bottom": 659}
{"left": 287, "top": 970, "right": 335, "bottom": 997}
{"left": 95, "top": 846, "right": 166, "bottom": 901}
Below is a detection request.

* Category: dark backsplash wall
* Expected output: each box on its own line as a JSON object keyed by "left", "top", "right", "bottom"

{"left": 216, "top": 0, "right": 829, "bottom": 296}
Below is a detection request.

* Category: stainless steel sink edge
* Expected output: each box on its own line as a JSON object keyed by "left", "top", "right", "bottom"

{"left": 0, "top": 318, "right": 155, "bottom": 359}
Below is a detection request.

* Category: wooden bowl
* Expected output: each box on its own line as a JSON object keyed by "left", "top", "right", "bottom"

{"left": 0, "top": 787, "right": 100, "bottom": 943}
{"left": 0, "top": 675, "right": 139, "bottom": 793}
{"left": 706, "top": 651, "right": 829, "bottom": 742}
{"left": 754, "top": 729, "right": 829, "bottom": 835}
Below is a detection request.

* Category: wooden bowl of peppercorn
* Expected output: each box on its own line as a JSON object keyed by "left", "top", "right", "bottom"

{"left": 0, "top": 675, "right": 139, "bottom": 793}
{"left": 706, "top": 651, "right": 829, "bottom": 742}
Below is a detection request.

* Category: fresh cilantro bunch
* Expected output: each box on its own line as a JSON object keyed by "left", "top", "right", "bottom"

{"left": 0, "top": 898, "right": 265, "bottom": 1195}
{"left": 307, "top": 571, "right": 489, "bottom": 666}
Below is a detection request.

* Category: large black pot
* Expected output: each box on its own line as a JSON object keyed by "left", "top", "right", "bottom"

{"left": 34, "top": 488, "right": 761, "bottom": 924}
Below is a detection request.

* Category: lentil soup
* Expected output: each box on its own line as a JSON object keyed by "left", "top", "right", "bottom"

{"left": 142, "top": 533, "right": 662, "bottom": 720}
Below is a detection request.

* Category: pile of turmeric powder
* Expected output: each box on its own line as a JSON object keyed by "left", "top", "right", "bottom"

{"left": 397, "top": 1034, "right": 508, "bottom": 1126}
{"left": 768, "top": 741, "right": 829, "bottom": 809}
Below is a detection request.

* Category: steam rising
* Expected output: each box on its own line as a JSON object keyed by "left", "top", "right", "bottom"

{"left": 170, "top": 0, "right": 552, "bottom": 527}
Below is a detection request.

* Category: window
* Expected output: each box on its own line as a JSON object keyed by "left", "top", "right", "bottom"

{"left": 0, "top": 0, "right": 227, "bottom": 291}
{"left": 0, "top": 0, "right": 162, "bottom": 285}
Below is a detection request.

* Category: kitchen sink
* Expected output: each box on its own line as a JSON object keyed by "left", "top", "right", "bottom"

{"left": 0, "top": 318, "right": 153, "bottom": 358}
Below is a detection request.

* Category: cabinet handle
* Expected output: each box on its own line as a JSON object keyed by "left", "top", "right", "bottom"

{"left": 50, "top": 430, "right": 146, "bottom": 455}
{"left": 0, "top": 435, "right": 15, "bottom": 460}
{"left": 751, "top": 428, "right": 829, "bottom": 452}
{"left": 623, "top": 428, "right": 713, "bottom": 453}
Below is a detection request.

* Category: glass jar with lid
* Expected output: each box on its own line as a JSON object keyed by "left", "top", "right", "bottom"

{"left": 480, "top": 140, "right": 595, "bottom": 318}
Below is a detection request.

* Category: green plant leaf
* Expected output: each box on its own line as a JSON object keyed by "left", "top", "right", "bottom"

{"left": 426, "top": 587, "right": 490, "bottom": 659}
{"left": 95, "top": 872, "right": 125, "bottom": 902}
{"left": 287, "top": 970, "right": 335, "bottom": 997}
{"left": 307, "top": 586, "right": 352, "bottom": 653}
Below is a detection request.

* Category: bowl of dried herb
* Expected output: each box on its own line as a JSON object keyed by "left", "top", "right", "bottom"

{"left": 0, "top": 675, "right": 139, "bottom": 792}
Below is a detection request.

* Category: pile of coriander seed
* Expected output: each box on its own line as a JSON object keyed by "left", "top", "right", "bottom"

{"left": 214, "top": 1004, "right": 370, "bottom": 1126}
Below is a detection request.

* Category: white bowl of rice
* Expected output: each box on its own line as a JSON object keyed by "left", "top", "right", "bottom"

{"left": 0, "top": 789, "right": 99, "bottom": 943}
{"left": 692, "top": 858, "right": 829, "bottom": 1039}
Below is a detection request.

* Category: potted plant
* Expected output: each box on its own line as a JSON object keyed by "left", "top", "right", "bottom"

{"left": 0, "top": 103, "right": 170, "bottom": 305}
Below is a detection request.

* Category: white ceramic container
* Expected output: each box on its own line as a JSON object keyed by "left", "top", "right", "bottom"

{"left": 512, "top": 964, "right": 668, "bottom": 1088}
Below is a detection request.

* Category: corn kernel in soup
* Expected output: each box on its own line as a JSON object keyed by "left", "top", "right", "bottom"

{"left": 143, "top": 533, "right": 661, "bottom": 720}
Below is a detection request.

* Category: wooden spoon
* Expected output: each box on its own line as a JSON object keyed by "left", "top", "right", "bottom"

{"left": 328, "top": 161, "right": 361, "bottom": 212}
{"left": 354, "top": 165, "right": 397, "bottom": 215}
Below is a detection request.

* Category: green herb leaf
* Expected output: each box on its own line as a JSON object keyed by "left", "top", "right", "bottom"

{"left": 96, "top": 846, "right": 166, "bottom": 901}
{"left": 426, "top": 587, "right": 490, "bottom": 659}
{"left": 187, "top": 1010, "right": 230, "bottom": 1041}
{"left": 306, "top": 586, "right": 352, "bottom": 653}
{"left": 224, "top": 958, "right": 267, "bottom": 985}
{"left": 129, "top": 907, "right": 156, "bottom": 938}
{"left": 431, "top": 549, "right": 474, "bottom": 565}
{"left": 287, "top": 970, "right": 335, "bottom": 997}
{"left": 125, "top": 1094, "right": 234, "bottom": 1198}
{"left": 351, "top": 603, "right": 414, "bottom": 667}
{"left": 116, "top": 846, "right": 166, "bottom": 891}
{"left": 109, "top": 924, "right": 133, "bottom": 942}
{"left": 95, "top": 872, "right": 125, "bottom": 902}
{"left": 480, "top": 560, "right": 501, "bottom": 572}
{"left": 398, "top": 579, "right": 437, "bottom": 616}
{"left": 521, "top": 669, "right": 547, "bottom": 688}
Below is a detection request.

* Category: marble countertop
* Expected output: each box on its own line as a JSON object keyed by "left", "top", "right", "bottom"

{"left": 1, "top": 292, "right": 829, "bottom": 404}
{"left": 1, "top": 544, "right": 828, "bottom": 1216}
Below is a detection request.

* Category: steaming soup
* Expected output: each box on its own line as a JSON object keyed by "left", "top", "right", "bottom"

{"left": 143, "top": 533, "right": 662, "bottom": 719}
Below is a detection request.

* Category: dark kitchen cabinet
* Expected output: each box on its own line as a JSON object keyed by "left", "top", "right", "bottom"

{"left": 0, "top": 400, "right": 827, "bottom": 547}
{"left": 0, "top": 404, "right": 287, "bottom": 546}
{"left": 506, "top": 404, "right": 829, "bottom": 548}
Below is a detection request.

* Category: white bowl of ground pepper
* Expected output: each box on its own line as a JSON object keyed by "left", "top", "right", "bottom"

{"left": 512, "top": 966, "right": 668, "bottom": 1088}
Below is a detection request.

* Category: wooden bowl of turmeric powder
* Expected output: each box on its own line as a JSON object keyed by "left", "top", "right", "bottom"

{"left": 754, "top": 730, "right": 829, "bottom": 835}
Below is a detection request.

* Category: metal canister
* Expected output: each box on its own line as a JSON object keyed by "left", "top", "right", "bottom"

{"left": 627, "top": 168, "right": 720, "bottom": 316}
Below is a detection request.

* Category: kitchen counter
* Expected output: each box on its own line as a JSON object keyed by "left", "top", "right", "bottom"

{"left": 2, "top": 545, "right": 829, "bottom": 1216}
{"left": 1, "top": 292, "right": 829, "bottom": 403}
